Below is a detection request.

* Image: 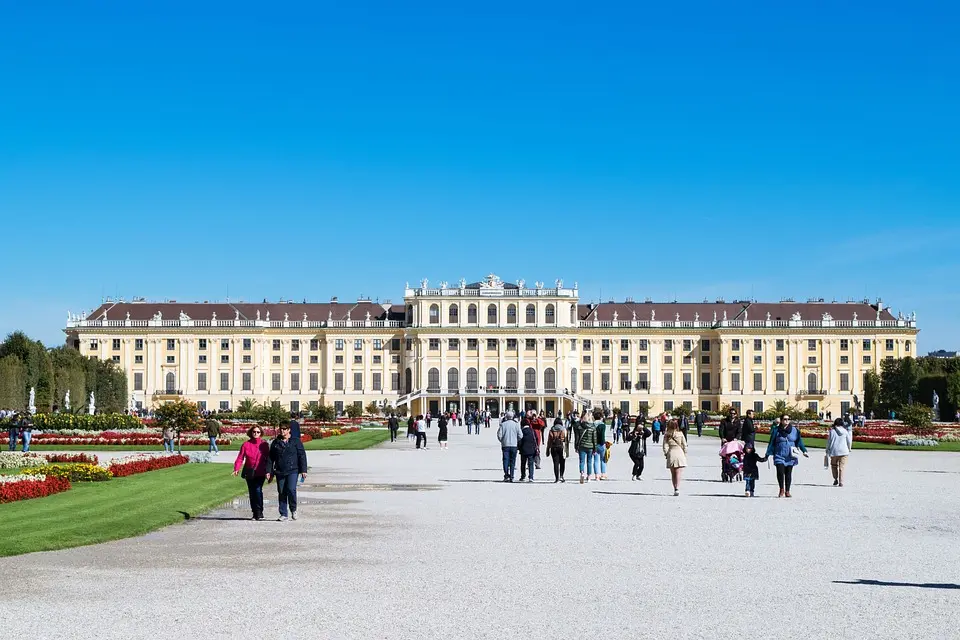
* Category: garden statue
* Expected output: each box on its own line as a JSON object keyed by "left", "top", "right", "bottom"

{"left": 28, "top": 387, "right": 36, "bottom": 415}
{"left": 933, "top": 390, "right": 940, "bottom": 421}
{"left": 130, "top": 393, "right": 137, "bottom": 412}
{"left": 64, "top": 389, "right": 71, "bottom": 411}
{"left": 88, "top": 392, "right": 96, "bottom": 415}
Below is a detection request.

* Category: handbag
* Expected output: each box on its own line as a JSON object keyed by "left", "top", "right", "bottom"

{"left": 534, "top": 452, "right": 541, "bottom": 469}
{"left": 240, "top": 466, "right": 252, "bottom": 480}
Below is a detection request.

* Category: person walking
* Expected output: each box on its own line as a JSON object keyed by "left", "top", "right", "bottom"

{"left": 546, "top": 417, "right": 566, "bottom": 482}
{"left": 662, "top": 419, "right": 688, "bottom": 496}
{"left": 741, "top": 410, "right": 756, "bottom": 447}
{"left": 626, "top": 421, "right": 651, "bottom": 480}
{"left": 574, "top": 411, "right": 598, "bottom": 484}
{"left": 519, "top": 420, "right": 538, "bottom": 482}
{"left": 826, "top": 418, "right": 853, "bottom": 487}
{"left": 19, "top": 415, "right": 33, "bottom": 453}
{"left": 695, "top": 410, "right": 706, "bottom": 437}
{"left": 765, "top": 415, "right": 809, "bottom": 497}
{"left": 497, "top": 410, "right": 523, "bottom": 482}
{"left": 387, "top": 413, "right": 399, "bottom": 442}
{"left": 233, "top": 425, "right": 270, "bottom": 520}
{"left": 5, "top": 410, "right": 19, "bottom": 451}
{"left": 415, "top": 415, "right": 428, "bottom": 449}
{"left": 719, "top": 408, "right": 741, "bottom": 442}
{"left": 465, "top": 409, "right": 475, "bottom": 435}
{"left": 162, "top": 425, "right": 175, "bottom": 453}
{"left": 437, "top": 413, "right": 449, "bottom": 450}
{"left": 742, "top": 443, "right": 768, "bottom": 497}
{"left": 204, "top": 417, "right": 222, "bottom": 454}
{"left": 565, "top": 412, "right": 579, "bottom": 459}
{"left": 266, "top": 423, "right": 308, "bottom": 521}
{"left": 651, "top": 414, "right": 662, "bottom": 444}
{"left": 406, "top": 415, "right": 415, "bottom": 440}
{"left": 591, "top": 409, "right": 608, "bottom": 480}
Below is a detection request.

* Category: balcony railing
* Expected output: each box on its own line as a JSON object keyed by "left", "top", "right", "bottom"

{"left": 67, "top": 318, "right": 406, "bottom": 329}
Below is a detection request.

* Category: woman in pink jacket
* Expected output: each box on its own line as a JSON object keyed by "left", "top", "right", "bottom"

{"left": 233, "top": 425, "right": 270, "bottom": 520}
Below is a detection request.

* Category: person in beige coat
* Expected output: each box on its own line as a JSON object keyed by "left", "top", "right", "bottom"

{"left": 662, "top": 419, "right": 688, "bottom": 496}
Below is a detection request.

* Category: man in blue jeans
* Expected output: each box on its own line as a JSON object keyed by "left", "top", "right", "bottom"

{"left": 266, "top": 423, "right": 308, "bottom": 521}
{"left": 496, "top": 410, "right": 522, "bottom": 482}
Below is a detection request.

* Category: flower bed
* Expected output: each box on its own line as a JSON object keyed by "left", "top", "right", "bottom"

{"left": 0, "top": 452, "right": 49, "bottom": 469}
{"left": 22, "top": 463, "right": 112, "bottom": 482}
{"left": 106, "top": 454, "right": 190, "bottom": 477}
{"left": 0, "top": 474, "right": 72, "bottom": 503}
{"left": 43, "top": 453, "right": 99, "bottom": 464}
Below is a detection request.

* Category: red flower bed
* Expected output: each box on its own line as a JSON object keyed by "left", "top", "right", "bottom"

{"left": 0, "top": 475, "right": 72, "bottom": 503}
{"left": 30, "top": 433, "right": 234, "bottom": 446}
{"left": 43, "top": 453, "right": 99, "bottom": 464}
{"left": 108, "top": 455, "right": 190, "bottom": 477}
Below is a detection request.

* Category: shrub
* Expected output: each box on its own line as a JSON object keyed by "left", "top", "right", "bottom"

{"left": 32, "top": 413, "right": 143, "bottom": 432}
{"left": 0, "top": 474, "right": 72, "bottom": 503}
{"left": 899, "top": 404, "right": 934, "bottom": 434}
{"left": 22, "top": 463, "right": 112, "bottom": 482}
{"left": 345, "top": 403, "right": 363, "bottom": 419}
{"left": 312, "top": 404, "right": 336, "bottom": 421}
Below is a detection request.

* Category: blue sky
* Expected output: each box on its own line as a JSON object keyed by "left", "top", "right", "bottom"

{"left": 1, "top": 1, "right": 957, "bottom": 349}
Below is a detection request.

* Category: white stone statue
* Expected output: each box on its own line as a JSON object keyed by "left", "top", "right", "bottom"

{"left": 256, "top": 310, "right": 261, "bottom": 321}
{"left": 458, "top": 278, "right": 466, "bottom": 289}
{"left": 651, "top": 309, "right": 656, "bottom": 321}
{"left": 876, "top": 308, "right": 881, "bottom": 320}
{"left": 88, "top": 392, "right": 96, "bottom": 415}
{"left": 28, "top": 387, "right": 36, "bottom": 415}
{"left": 328, "top": 310, "right": 333, "bottom": 321}
{"left": 283, "top": 312, "right": 288, "bottom": 322}
{"left": 555, "top": 279, "right": 563, "bottom": 289}
{"left": 766, "top": 312, "right": 771, "bottom": 322}
{"left": 853, "top": 312, "right": 858, "bottom": 321}
{"left": 822, "top": 312, "right": 832, "bottom": 321}
{"left": 573, "top": 281, "right": 578, "bottom": 289}
{"left": 791, "top": 311, "right": 802, "bottom": 321}
{"left": 64, "top": 390, "right": 70, "bottom": 411}
{"left": 420, "top": 278, "right": 429, "bottom": 289}
{"left": 365, "top": 311, "right": 371, "bottom": 321}
{"left": 723, "top": 310, "right": 727, "bottom": 321}
{"left": 675, "top": 312, "right": 680, "bottom": 322}
{"left": 439, "top": 281, "right": 448, "bottom": 289}
{"left": 346, "top": 311, "right": 351, "bottom": 321}
{"left": 153, "top": 310, "right": 162, "bottom": 321}
{"left": 632, "top": 310, "right": 637, "bottom": 322}
{"left": 912, "top": 311, "right": 917, "bottom": 322}
{"left": 694, "top": 312, "right": 699, "bottom": 322}
{"left": 536, "top": 281, "right": 544, "bottom": 289}
{"left": 613, "top": 311, "right": 618, "bottom": 321}
{"left": 126, "top": 311, "right": 131, "bottom": 321}
{"left": 713, "top": 311, "right": 718, "bottom": 323}
{"left": 179, "top": 310, "right": 189, "bottom": 321}
{"left": 235, "top": 309, "right": 240, "bottom": 320}
{"left": 933, "top": 390, "right": 941, "bottom": 421}
{"left": 518, "top": 279, "right": 525, "bottom": 289}
{"left": 405, "top": 281, "right": 410, "bottom": 289}
{"left": 303, "top": 312, "right": 308, "bottom": 321}
{"left": 265, "top": 311, "right": 270, "bottom": 322}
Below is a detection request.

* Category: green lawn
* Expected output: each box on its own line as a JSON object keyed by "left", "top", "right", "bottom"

{"left": 0, "top": 464, "right": 245, "bottom": 557}
{"left": 25, "top": 428, "right": 391, "bottom": 452}
{"left": 699, "top": 428, "right": 960, "bottom": 452}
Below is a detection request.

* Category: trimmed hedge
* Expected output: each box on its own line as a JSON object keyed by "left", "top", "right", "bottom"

{"left": 33, "top": 413, "right": 143, "bottom": 432}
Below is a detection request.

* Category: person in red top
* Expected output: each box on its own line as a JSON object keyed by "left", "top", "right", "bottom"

{"left": 233, "top": 425, "right": 270, "bottom": 520}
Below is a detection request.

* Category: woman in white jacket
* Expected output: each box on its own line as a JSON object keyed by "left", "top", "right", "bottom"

{"left": 826, "top": 418, "right": 853, "bottom": 487}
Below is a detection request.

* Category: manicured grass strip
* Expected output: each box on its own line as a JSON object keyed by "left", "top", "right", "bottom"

{"left": 303, "top": 429, "right": 391, "bottom": 450}
{"left": 0, "top": 464, "right": 245, "bottom": 557}
{"left": 698, "top": 428, "right": 960, "bottom": 451}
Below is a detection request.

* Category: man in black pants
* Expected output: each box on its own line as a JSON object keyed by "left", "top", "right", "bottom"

{"left": 741, "top": 410, "right": 756, "bottom": 447}
{"left": 387, "top": 413, "right": 399, "bottom": 442}
{"left": 695, "top": 411, "right": 705, "bottom": 438}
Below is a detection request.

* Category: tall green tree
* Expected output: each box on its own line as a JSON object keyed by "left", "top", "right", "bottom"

{"left": 863, "top": 370, "right": 881, "bottom": 415}
{"left": 879, "top": 357, "right": 920, "bottom": 410}
{"left": 0, "top": 355, "right": 27, "bottom": 410}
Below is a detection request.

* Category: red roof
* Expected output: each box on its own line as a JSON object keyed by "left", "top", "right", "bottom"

{"left": 578, "top": 302, "right": 896, "bottom": 323}
{"left": 85, "top": 301, "right": 392, "bottom": 322}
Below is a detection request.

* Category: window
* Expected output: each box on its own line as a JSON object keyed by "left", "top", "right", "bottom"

{"left": 545, "top": 368, "right": 556, "bottom": 392}
{"left": 272, "top": 339, "right": 281, "bottom": 351}
{"left": 354, "top": 355, "right": 362, "bottom": 364}
{"left": 112, "top": 355, "right": 121, "bottom": 363}
{"left": 89, "top": 340, "right": 99, "bottom": 350}
{"left": 583, "top": 339, "right": 592, "bottom": 351}
{"left": 506, "top": 339, "right": 517, "bottom": 350}
{"left": 602, "top": 339, "right": 611, "bottom": 351}
{"left": 219, "top": 401, "right": 229, "bottom": 411}
{"left": 621, "top": 339, "right": 630, "bottom": 350}
{"left": 198, "top": 355, "right": 207, "bottom": 364}
{"left": 602, "top": 355, "right": 611, "bottom": 364}
{"left": 506, "top": 368, "right": 518, "bottom": 390}
{"left": 167, "top": 339, "right": 176, "bottom": 350}
{"left": 373, "top": 373, "right": 382, "bottom": 391}
{"left": 776, "top": 339, "right": 784, "bottom": 351}
{"left": 220, "top": 372, "right": 229, "bottom": 391}
{"left": 886, "top": 339, "right": 895, "bottom": 351}
{"left": 468, "top": 304, "right": 478, "bottom": 323}
{"left": 134, "top": 372, "right": 143, "bottom": 391}
{"left": 840, "top": 339, "right": 848, "bottom": 351}
{"left": 682, "top": 339, "right": 692, "bottom": 351}
{"left": 732, "top": 401, "right": 742, "bottom": 412}
{"left": 639, "top": 339, "right": 648, "bottom": 351}
{"left": 862, "top": 339, "right": 872, "bottom": 350}
{"left": 429, "top": 339, "right": 440, "bottom": 351}
{"left": 776, "top": 373, "right": 785, "bottom": 391}
{"left": 448, "top": 338, "right": 459, "bottom": 351}
{"left": 466, "top": 368, "right": 478, "bottom": 390}
{"left": 373, "top": 339, "right": 382, "bottom": 350}
{"left": 525, "top": 368, "right": 537, "bottom": 392}
{"left": 221, "top": 338, "right": 230, "bottom": 350}
{"left": 306, "top": 372, "right": 317, "bottom": 391}
{"left": 307, "top": 355, "right": 315, "bottom": 364}
{"left": 354, "top": 372, "right": 363, "bottom": 391}
{"left": 166, "top": 355, "right": 175, "bottom": 364}
{"left": 840, "top": 373, "right": 850, "bottom": 391}
{"left": 664, "top": 339, "right": 673, "bottom": 351}
{"left": 391, "top": 338, "right": 400, "bottom": 351}
{"left": 243, "top": 372, "right": 252, "bottom": 391}
{"left": 583, "top": 355, "right": 591, "bottom": 364}
{"left": 447, "top": 368, "right": 459, "bottom": 391}
{"left": 620, "top": 355, "right": 629, "bottom": 364}
{"left": 135, "top": 339, "right": 143, "bottom": 351}
{"left": 525, "top": 339, "right": 536, "bottom": 350}
{"left": 272, "top": 355, "right": 281, "bottom": 364}
{"left": 354, "top": 339, "right": 362, "bottom": 350}
{"left": 429, "top": 304, "right": 440, "bottom": 324}
{"left": 135, "top": 355, "right": 143, "bottom": 364}
{"left": 571, "top": 339, "right": 578, "bottom": 351}
{"left": 335, "top": 339, "right": 344, "bottom": 351}
{"left": 731, "top": 339, "right": 740, "bottom": 351}
{"left": 701, "top": 339, "right": 711, "bottom": 351}
{"left": 525, "top": 304, "right": 536, "bottom": 323}
{"left": 639, "top": 355, "right": 648, "bottom": 364}
{"left": 754, "top": 355, "right": 762, "bottom": 365}
{"left": 808, "top": 340, "right": 817, "bottom": 350}
{"left": 807, "top": 356, "right": 816, "bottom": 365}
{"left": 664, "top": 355, "right": 673, "bottom": 364}
{"left": 753, "top": 339, "right": 762, "bottom": 350}
{"left": 272, "top": 373, "right": 281, "bottom": 391}
{"left": 664, "top": 401, "right": 674, "bottom": 412}
{"left": 906, "top": 341, "right": 912, "bottom": 353}
{"left": 449, "top": 304, "right": 459, "bottom": 324}
{"left": 840, "top": 355, "right": 849, "bottom": 365}
{"left": 807, "top": 372, "right": 818, "bottom": 393}
{"left": 600, "top": 372, "right": 610, "bottom": 391}
{"left": 309, "top": 339, "right": 318, "bottom": 351}
{"left": 571, "top": 368, "right": 578, "bottom": 393}
{"left": 582, "top": 372, "right": 592, "bottom": 391}
{"left": 335, "top": 355, "right": 343, "bottom": 364}
{"left": 289, "top": 401, "right": 300, "bottom": 414}
{"left": 391, "top": 372, "right": 400, "bottom": 391}
{"left": 221, "top": 354, "right": 229, "bottom": 364}
{"left": 637, "top": 372, "right": 649, "bottom": 390}
{"left": 291, "top": 373, "right": 300, "bottom": 391}
{"left": 863, "top": 355, "right": 872, "bottom": 364}
{"left": 753, "top": 401, "right": 764, "bottom": 414}
{"left": 753, "top": 373, "right": 762, "bottom": 392}
{"left": 486, "top": 367, "right": 498, "bottom": 389}
{"left": 487, "top": 304, "right": 498, "bottom": 324}
{"left": 487, "top": 339, "right": 498, "bottom": 351}
{"left": 682, "top": 373, "right": 692, "bottom": 390}
{"left": 427, "top": 368, "right": 440, "bottom": 391}
{"left": 731, "top": 373, "right": 741, "bottom": 391}
{"left": 406, "top": 338, "right": 413, "bottom": 351}
{"left": 334, "top": 401, "right": 344, "bottom": 415}
{"left": 701, "top": 355, "right": 710, "bottom": 364}
{"left": 391, "top": 354, "right": 399, "bottom": 364}
{"left": 545, "top": 304, "right": 555, "bottom": 324}
{"left": 732, "top": 355, "right": 740, "bottom": 364}
{"left": 663, "top": 372, "right": 673, "bottom": 391}
{"left": 112, "top": 339, "right": 121, "bottom": 350}
{"left": 683, "top": 356, "right": 692, "bottom": 365}
{"left": 468, "top": 338, "right": 478, "bottom": 350}
{"left": 546, "top": 339, "right": 556, "bottom": 351}
{"left": 701, "top": 400, "right": 712, "bottom": 411}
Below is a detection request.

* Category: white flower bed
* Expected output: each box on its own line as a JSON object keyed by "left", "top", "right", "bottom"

{"left": 892, "top": 435, "right": 939, "bottom": 446}
{"left": 0, "top": 472, "right": 46, "bottom": 483}
{"left": 0, "top": 452, "right": 48, "bottom": 469}
{"left": 183, "top": 452, "right": 214, "bottom": 464}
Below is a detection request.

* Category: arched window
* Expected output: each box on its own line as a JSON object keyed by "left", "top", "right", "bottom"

{"left": 429, "top": 304, "right": 439, "bottom": 324}
{"left": 524, "top": 367, "right": 537, "bottom": 392}
{"left": 807, "top": 372, "right": 818, "bottom": 393}
{"left": 570, "top": 304, "right": 577, "bottom": 324}
{"left": 448, "top": 304, "right": 459, "bottom": 324}
{"left": 506, "top": 367, "right": 518, "bottom": 391}
{"left": 486, "top": 367, "right": 498, "bottom": 389}
{"left": 404, "top": 368, "right": 413, "bottom": 394}
{"left": 487, "top": 304, "right": 497, "bottom": 324}
{"left": 447, "top": 367, "right": 459, "bottom": 391}
{"left": 165, "top": 371, "right": 176, "bottom": 393}
{"left": 545, "top": 304, "right": 555, "bottom": 324}
{"left": 571, "top": 367, "right": 578, "bottom": 394}
{"left": 428, "top": 368, "right": 440, "bottom": 391}
{"left": 525, "top": 304, "right": 536, "bottom": 324}
{"left": 466, "top": 367, "right": 478, "bottom": 391}
{"left": 467, "top": 304, "right": 478, "bottom": 323}
{"left": 405, "top": 305, "right": 413, "bottom": 325}
{"left": 506, "top": 304, "right": 517, "bottom": 324}
{"left": 544, "top": 368, "right": 556, "bottom": 392}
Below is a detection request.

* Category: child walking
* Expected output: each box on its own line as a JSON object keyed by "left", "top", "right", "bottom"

{"left": 742, "top": 443, "right": 768, "bottom": 497}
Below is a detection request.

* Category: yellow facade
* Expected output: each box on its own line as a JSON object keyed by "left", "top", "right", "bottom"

{"left": 65, "top": 274, "right": 918, "bottom": 417}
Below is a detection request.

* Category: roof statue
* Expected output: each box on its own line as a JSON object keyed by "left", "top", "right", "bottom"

{"left": 284, "top": 313, "right": 289, "bottom": 322}
{"left": 365, "top": 311, "right": 371, "bottom": 321}
{"left": 876, "top": 307, "right": 881, "bottom": 320}
{"left": 743, "top": 310, "right": 748, "bottom": 321}
{"left": 535, "top": 281, "right": 544, "bottom": 289}
{"left": 235, "top": 309, "right": 240, "bottom": 320}
{"left": 346, "top": 311, "right": 351, "bottom": 321}
{"left": 766, "top": 312, "right": 771, "bottom": 321}
{"left": 153, "top": 310, "right": 162, "bottom": 321}
{"left": 897, "top": 311, "right": 904, "bottom": 320}
{"left": 573, "top": 281, "right": 578, "bottom": 289}
{"left": 713, "top": 311, "right": 718, "bottom": 323}
{"left": 439, "top": 281, "right": 448, "bottom": 289}
{"left": 517, "top": 279, "right": 525, "bottom": 289}
{"left": 631, "top": 310, "right": 637, "bottom": 321}
{"left": 303, "top": 312, "right": 308, "bottom": 321}
{"left": 791, "top": 311, "right": 802, "bottom": 321}
{"left": 612, "top": 311, "right": 618, "bottom": 321}
{"left": 822, "top": 312, "right": 833, "bottom": 321}
{"left": 328, "top": 310, "right": 333, "bottom": 321}
{"left": 555, "top": 279, "right": 563, "bottom": 288}
{"left": 420, "top": 278, "right": 429, "bottom": 289}
{"left": 675, "top": 312, "right": 680, "bottom": 322}
{"left": 179, "top": 310, "right": 190, "bottom": 321}
{"left": 694, "top": 312, "right": 699, "bottom": 322}
{"left": 458, "top": 278, "right": 466, "bottom": 289}
{"left": 651, "top": 309, "right": 656, "bottom": 321}
{"left": 481, "top": 273, "right": 502, "bottom": 288}
{"left": 265, "top": 311, "right": 270, "bottom": 322}
{"left": 405, "top": 281, "right": 409, "bottom": 289}
{"left": 211, "top": 311, "right": 217, "bottom": 321}
{"left": 256, "top": 310, "right": 260, "bottom": 321}
{"left": 911, "top": 311, "right": 917, "bottom": 321}
{"left": 852, "top": 312, "right": 858, "bottom": 321}
{"left": 126, "top": 311, "right": 131, "bottom": 321}
{"left": 722, "top": 310, "right": 727, "bottom": 321}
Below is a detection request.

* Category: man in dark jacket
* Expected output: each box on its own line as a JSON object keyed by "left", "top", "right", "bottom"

{"left": 288, "top": 413, "right": 302, "bottom": 441}
{"left": 518, "top": 422, "right": 539, "bottom": 482}
{"left": 695, "top": 411, "right": 706, "bottom": 437}
{"left": 741, "top": 410, "right": 756, "bottom": 446}
{"left": 267, "top": 423, "right": 308, "bottom": 521}
{"left": 387, "top": 413, "right": 399, "bottom": 442}
{"left": 719, "top": 408, "right": 741, "bottom": 442}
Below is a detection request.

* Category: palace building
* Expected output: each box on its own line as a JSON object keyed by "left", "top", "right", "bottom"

{"left": 65, "top": 274, "right": 919, "bottom": 417}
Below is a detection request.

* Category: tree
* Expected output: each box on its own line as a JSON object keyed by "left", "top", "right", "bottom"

{"left": 365, "top": 401, "right": 381, "bottom": 416}
{"left": 255, "top": 401, "right": 289, "bottom": 427}
{"left": 345, "top": 403, "right": 363, "bottom": 419}
{"left": 154, "top": 399, "right": 201, "bottom": 435}
{"left": 863, "top": 370, "right": 881, "bottom": 415}
{"left": 312, "top": 404, "right": 336, "bottom": 421}
{"left": 879, "top": 357, "right": 920, "bottom": 410}
{"left": 237, "top": 398, "right": 257, "bottom": 415}
{"left": 899, "top": 404, "right": 934, "bottom": 435}
{"left": 947, "top": 370, "right": 960, "bottom": 418}
{"left": 0, "top": 355, "right": 27, "bottom": 410}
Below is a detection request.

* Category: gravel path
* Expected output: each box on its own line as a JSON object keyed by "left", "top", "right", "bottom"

{"left": 2, "top": 424, "right": 959, "bottom": 639}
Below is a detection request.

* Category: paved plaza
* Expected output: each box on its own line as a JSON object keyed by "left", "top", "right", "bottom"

{"left": 2, "top": 426, "right": 959, "bottom": 639}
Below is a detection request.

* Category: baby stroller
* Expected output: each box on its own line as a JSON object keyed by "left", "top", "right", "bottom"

{"left": 719, "top": 440, "right": 744, "bottom": 482}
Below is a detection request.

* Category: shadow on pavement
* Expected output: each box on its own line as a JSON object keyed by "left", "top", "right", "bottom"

{"left": 592, "top": 491, "right": 669, "bottom": 497}
{"left": 833, "top": 579, "right": 960, "bottom": 590}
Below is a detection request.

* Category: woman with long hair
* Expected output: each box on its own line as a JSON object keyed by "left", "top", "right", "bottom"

{"left": 662, "top": 419, "right": 688, "bottom": 496}
{"left": 233, "top": 425, "right": 270, "bottom": 520}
